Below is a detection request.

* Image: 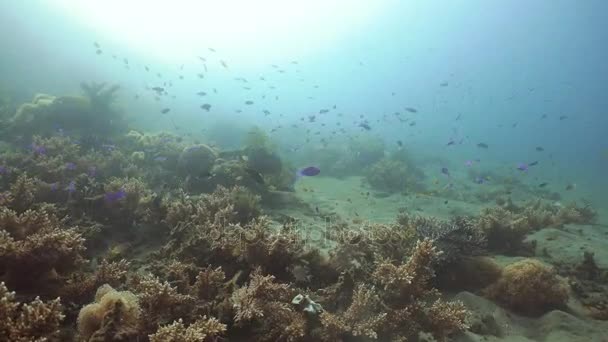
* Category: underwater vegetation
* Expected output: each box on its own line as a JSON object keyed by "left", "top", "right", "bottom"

{"left": 0, "top": 88, "right": 605, "bottom": 342}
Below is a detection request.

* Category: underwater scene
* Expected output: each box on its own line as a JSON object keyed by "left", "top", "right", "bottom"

{"left": 1, "top": 1, "right": 607, "bottom": 341}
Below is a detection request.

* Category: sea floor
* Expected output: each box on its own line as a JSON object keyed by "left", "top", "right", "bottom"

{"left": 274, "top": 175, "right": 608, "bottom": 342}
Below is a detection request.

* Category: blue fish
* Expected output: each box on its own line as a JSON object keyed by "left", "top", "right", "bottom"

{"left": 297, "top": 166, "right": 320, "bottom": 177}
{"left": 105, "top": 189, "right": 127, "bottom": 203}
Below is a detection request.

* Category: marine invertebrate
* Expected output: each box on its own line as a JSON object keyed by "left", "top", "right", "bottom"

{"left": 0, "top": 206, "right": 86, "bottom": 291}
{"left": 77, "top": 284, "right": 140, "bottom": 341}
{"left": 149, "top": 316, "right": 226, "bottom": 342}
{"left": 0, "top": 282, "right": 64, "bottom": 342}
{"left": 484, "top": 258, "right": 569, "bottom": 316}
{"left": 475, "top": 206, "right": 532, "bottom": 253}
{"left": 231, "top": 269, "right": 307, "bottom": 341}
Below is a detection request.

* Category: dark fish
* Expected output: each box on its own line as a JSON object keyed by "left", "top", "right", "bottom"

{"left": 244, "top": 168, "right": 265, "bottom": 184}
{"left": 196, "top": 91, "right": 207, "bottom": 96}
{"left": 477, "top": 143, "right": 489, "bottom": 148}
{"left": 197, "top": 73, "right": 205, "bottom": 79}
{"left": 440, "top": 82, "right": 449, "bottom": 87}
{"left": 200, "top": 104, "right": 211, "bottom": 111}
{"left": 529, "top": 161, "right": 539, "bottom": 166}
{"left": 96, "top": 49, "right": 102, "bottom": 55}
{"left": 245, "top": 100, "right": 254, "bottom": 105}
{"left": 220, "top": 60, "right": 228, "bottom": 68}
{"left": 441, "top": 167, "right": 450, "bottom": 176}
{"left": 151, "top": 86, "right": 164, "bottom": 93}
{"left": 161, "top": 108, "right": 171, "bottom": 114}
{"left": 405, "top": 107, "right": 418, "bottom": 113}
{"left": 319, "top": 109, "right": 329, "bottom": 114}
{"left": 297, "top": 166, "right": 320, "bottom": 177}
{"left": 409, "top": 121, "right": 416, "bottom": 126}
{"left": 559, "top": 115, "right": 568, "bottom": 120}
{"left": 538, "top": 182, "right": 548, "bottom": 188}
{"left": 565, "top": 183, "right": 576, "bottom": 191}
{"left": 359, "top": 122, "right": 371, "bottom": 130}
{"left": 541, "top": 114, "right": 547, "bottom": 119}
{"left": 208, "top": 47, "right": 216, "bottom": 52}
{"left": 396, "top": 140, "right": 403, "bottom": 147}
{"left": 536, "top": 146, "right": 544, "bottom": 151}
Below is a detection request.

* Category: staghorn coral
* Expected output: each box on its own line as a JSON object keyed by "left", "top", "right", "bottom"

{"left": 0, "top": 282, "right": 65, "bottom": 342}
{"left": 61, "top": 259, "right": 130, "bottom": 305}
{"left": 484, "top": 258, "right": 569, "bottom": 316}
{"left": 130, "top": 274, "right": 196, "bottom": 335}
{"left": 8, "top": 173, "right": 38, "bottom": 213}
{"left": 0, "top": 206, "right": 86, "bottom": 291}
{"left": 319, "top": 284, "right": 387, "bottom": 340}
{"left": 77, "top": 284, "right": 140, "bottom": 341}
{"left": 406, "top": 213, "right": 487, "bottom": 267}
{"left": 475, "top": 205, "right": 532, "bottom": 253}
{"left": 148, "top": 316, "right": 226, "bottom": 342}
{"left": 231, "top": 269, "right": 307, "bottom": 341}
{"left": 320, "top": 240, "right": 469, "bottom": 341}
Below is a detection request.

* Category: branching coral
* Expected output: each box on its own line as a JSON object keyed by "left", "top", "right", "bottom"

{"left": 0, "top": 282, "right": 65, "bottom": 342}
{"left": 484, "top": 258, "right": 569, "bottom": 316}
{"left": 0, "top": 206, "right": 86, "bottom": 291}
{"left": 149, "top": 316, "right": 226, "bottom": 342}
{"left": 231, "top": 269, "right": 307, "bottom": 341}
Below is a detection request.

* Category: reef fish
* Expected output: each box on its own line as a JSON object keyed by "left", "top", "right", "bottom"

{"left": 440, "top": 167, "right": 450, "bottom": 177}
{"left": 297, "top": 166, "right": 320, "bottom": 177}
{"left": 105, "top": 189, "right": 127, "bottom": 203}
{"left": 477, "top": 143, "right": 489, "bottom": 149}
{"left": 200, "top": 104, "right": 212, "bottom": 111}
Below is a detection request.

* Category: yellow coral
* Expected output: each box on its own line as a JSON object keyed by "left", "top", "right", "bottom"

{"left": 77, "top": 284, "right": 140, "bottom": 340}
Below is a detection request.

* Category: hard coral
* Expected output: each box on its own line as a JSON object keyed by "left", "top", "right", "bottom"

{"left": 149, "top": 316, "right": 226, "bottom": 342}
{"left": 0, "top": 282, "right": 65, "bottom": 342}
{"left": 485, "top": 258, "right": 569, "bottom": 316}
{"left": 0, "top": 206, "right": 86, "bottom": 291}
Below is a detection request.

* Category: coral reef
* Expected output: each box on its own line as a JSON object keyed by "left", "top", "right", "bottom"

{"left": 0, "top": 282, "right": 64, "bottom": 342}
{"left": 485, "top": 258, "right": 569, "bottom": 316}
{"left": 148, "top": 316, "right": 226, "bottom": 342}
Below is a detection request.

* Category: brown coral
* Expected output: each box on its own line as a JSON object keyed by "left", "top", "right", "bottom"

{"left": 149, "top": 316, "right": 226, "bottom": 342}
{"left": 485, "top": 258, "right": 569, "bottom": 315}
{"left": 0, "top": 282, "right": 64, "bottom": 342}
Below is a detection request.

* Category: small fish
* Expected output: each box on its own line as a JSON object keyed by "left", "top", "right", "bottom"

{"left": 196, "top": 91, "right": 207, "bottom": 96}
{"left": 538, "top": 182, "right": 548, "bottom": 188}
{"left": 105, "top": 189, "right": 127, "bottom": 203}
{"left": 409, "top": 121, "right": 416, "bottom": 127}
{"left": 396, "top": 140, "right": 403, "bottom": 147}
{"left": 0, "top": 166, "right": 8, "bottom": 175}
{"left": 474, "top": 176, "right": 486, "bottom": 184}
{"left": 161, "top": 108, "right": 171, "bottom": 114}
{"left": 151, "top": 86, "right": 164, "bottom": 93}
{"left": 297, "top": 166, "right": 320, "bottom": 177}
{"left": 96, "top": 49, "right": 102, "bottom": 55}
{"left": 154, "top": 156, "right": 168, "bottom": 162}
{"left": 516, "top": 163, "right": 529, "bottom": 171}
{"left": 446, "top": 140, "right": 456, "bottom": 146}
{"left": 477, "top": 143, "right": 489, "bottom": 149}
{"left": 94, "top": 42, "right": 100, "bottom": 48}
{"left": 559, "top": 115, "right": 568, "bottom": 120}
{"left": 464, "top": 160, "right": 473, "bottom": 167}
{"left": 245, "top": 100, "right": 254, "bottom": 105}
{"left": 565, "top": 183, "right": 576, "bottom": 191}
{"left": 405, "top": 107, "right": 418, "bottom": 113}
{"left": 200, "top": 104, "right": 211, "bottom": 111}
{"left": 528, "top": 161, "right": 539, "bottom": 166}
{"left": 31, "top": 144, "right": 47, "bottom": 155}
{"left": 359, "top": 122, "right": 371, "bottom": 130}
{"left": 440, "top": 82, "right": 449, "bottom": 87}
{"left": 220, "top": 60, "right": 228, "bottom": 68}
{"left": 441, "top": 167, "right": 450, "bottom": 177}
{"left": 535, "top": 146, "right": 544, "bottom": 151}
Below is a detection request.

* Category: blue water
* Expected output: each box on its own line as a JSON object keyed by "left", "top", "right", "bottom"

{"left": 1, "top": 0, "right": 606, "bottom": 204}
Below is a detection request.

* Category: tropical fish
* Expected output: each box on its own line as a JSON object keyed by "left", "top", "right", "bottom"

{"left": 477, "top": 143, "right": 489, "bottom": 149}
{"left": 297, "top": 166, "right": 320, "bottom": 177}
{"left": 200, "top": 104, "right": 211, "bottom": 111}
{"left": 405, "top": 107, "right": 418, "bottom": 113}
{"left": 536, "top": 146, "right": 544, "bottom": 151}
{"left": 105, "top": 189, "right": 127, "bottom": 203}
{"left": 538, "top": 182, "right": 548, "bottom": 187}
{"left": 441, "top": 167, "right": 450, "bottom": 177}
{"left": 161, "top": 108, "right": 170, "bottom": 114}
{"left": 516, "top": 163, "right": 529, "bottom": 171}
